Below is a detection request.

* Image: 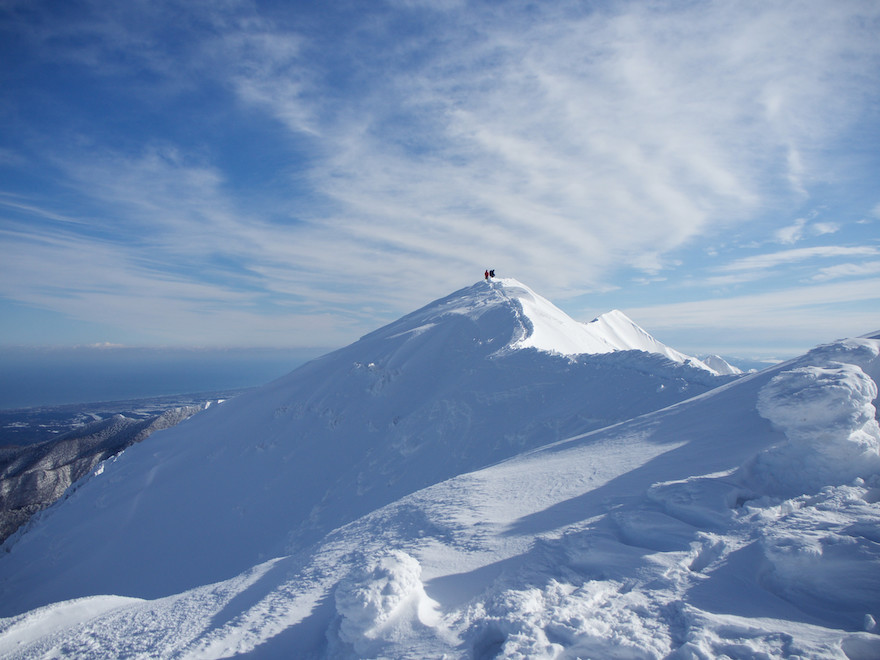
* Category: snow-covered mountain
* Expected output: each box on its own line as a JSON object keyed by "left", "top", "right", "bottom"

{"left": 0, "top": 278, "right": 726, "bottom": 615}
{"left": 1, "top": 279, "right": 878, "bottom": 659}
{"left": 701, "top": 353, "right": 744, "bottom": 375}
{"left": 582, "top": 309, "right": 716, "bottom": 372}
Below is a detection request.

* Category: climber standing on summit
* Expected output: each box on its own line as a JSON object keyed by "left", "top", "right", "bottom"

{"left": 485, "top": 269, "right": 489, "bottom": 280}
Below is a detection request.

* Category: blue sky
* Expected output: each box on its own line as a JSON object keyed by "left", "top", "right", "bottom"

{"left": 1, "top": 0, "right": 879, "bottom": 360}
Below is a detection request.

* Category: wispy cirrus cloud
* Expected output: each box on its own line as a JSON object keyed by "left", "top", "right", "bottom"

{"left": 719, "top": 246, "right": 879, "bottom": 273}
{"left": 630, "top": 277, "right": 880, "bottom": 329}
{"left": 232, "top": 0, "right": 879, "bottom": 299}
{"left": 0, "top": 194, "right": 87, "bottom": 226}
{"left": 626, "top": 277, "right": 880, "bottom": 355}
{"left": 0, "top": 224, "right": 363, "bottom": 346}
{"left": 810, "top": 261, "right": 880, "bottom": 283}
{"left": 1, "top": 0, "right": 879, "bottom": 351}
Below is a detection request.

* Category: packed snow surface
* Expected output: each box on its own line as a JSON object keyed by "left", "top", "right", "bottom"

{"left": 0, "top": 279, "right": 878, "bottom": 659}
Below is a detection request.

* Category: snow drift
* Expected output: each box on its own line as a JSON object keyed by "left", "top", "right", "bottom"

{"left": 1, "top": 279, "right": 878, "bottom": 659}
{"left": 748, "top": 357, "right": 880, "bottom": 497}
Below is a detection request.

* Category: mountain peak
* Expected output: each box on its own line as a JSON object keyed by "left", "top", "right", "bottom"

{"left": 701, "top": 354, "right": 743, "bottom": 375}
{"left": 375, "top": 278, "right": 716, "bottom": 371}
{"left": 362, "top": 277, "right": 616, "bottom": 357}
{"left": 492, "top": 278, "right": 620, "bottom": 355}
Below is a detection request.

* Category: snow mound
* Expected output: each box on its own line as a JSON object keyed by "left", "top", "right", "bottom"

{"left": 755, "top": 484, "right": 880, "bottom": 632}
{"left": 745, "top": 354, "right": 880, "bottom": 498}
{"left": 332, "top": 550, "right": 442, "bottom": 656}
{"left": 758, "top": 363, "right": 877, "bottom": 442}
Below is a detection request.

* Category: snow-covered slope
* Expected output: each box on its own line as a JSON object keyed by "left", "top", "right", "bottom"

{"left": 1, "top": 329, "right": 877, "bottom": 658}
{"left": 492, "top": 280, "right": 716, "bottom": 373}
{"left": 0, "top": 404, "right": 208, "bottom": 544}
{"left": 582, "top": 308, "right": 714, "bottom": 372}
{"left": 701, "top": 353, "right": 744, "bottom": 375}
{"left": 0, "top": 278, "right": 728, "bottom": 619}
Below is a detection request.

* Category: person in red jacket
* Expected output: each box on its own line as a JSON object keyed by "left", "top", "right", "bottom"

{"left": 484, "top": 270, "right": 489, "bottom": 280}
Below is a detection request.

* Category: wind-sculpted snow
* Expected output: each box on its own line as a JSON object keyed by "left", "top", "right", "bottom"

{"left": 744, "top": 336, "right": 880, "bottom": 500}
{"left": 1, "top": 284, "right": 878, "bottom": 659}
{"left": 331, "top": 550, "right": 443, "bottom": 657}
{"left": 747, "top": 362, "right": 880, "bottom": 497}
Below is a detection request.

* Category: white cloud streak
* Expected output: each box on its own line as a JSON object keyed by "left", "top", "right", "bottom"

{"left": 810, "top": 261, "right": 880, "bottom": 283}
{"left": 719, "top": 246, "right": 880, "bottom": 273}
{"left": 775, "top": 218, "right": 807, "bottom": 245}
{"left": 625, "top": 278, "right": 880, "bottom": 355}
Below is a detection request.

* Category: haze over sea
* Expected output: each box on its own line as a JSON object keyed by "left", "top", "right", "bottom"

{"left": 0, "top": 347, "right": 324, "bottom": 409}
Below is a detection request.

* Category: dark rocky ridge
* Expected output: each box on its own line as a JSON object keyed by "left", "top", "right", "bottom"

{"left": 0, "top": 405, "right": 208, "bottom": 544}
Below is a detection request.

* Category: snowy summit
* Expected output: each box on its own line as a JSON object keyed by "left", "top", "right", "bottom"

{"left": 1, "top": 279, "right": 879, "bottom": 659}
{"left": 373, "top": 278, "right": 716, "bottom": 371}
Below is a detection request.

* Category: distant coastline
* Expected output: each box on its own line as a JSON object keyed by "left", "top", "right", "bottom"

{"left": 0, "top": 346, "right": 327, "bottom": 410}
{"left": 0, "top": 389, "right": 250, "bottom": 447}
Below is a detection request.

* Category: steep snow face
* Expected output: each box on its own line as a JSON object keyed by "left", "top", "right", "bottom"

{"left": 495, "top": 279, "right": 618, "bottom": 355}
{"left": 0, "top": 279, "right": 728, "bottom": 617}
{"left": 0, "top": 404, "right": 207, "bottom": 544}
{"left": 428, "top": 279, "right": 717, "bottom": 375}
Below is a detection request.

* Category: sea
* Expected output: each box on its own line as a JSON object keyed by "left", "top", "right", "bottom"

{"left": 0, "top": 346, "right": 328, "bottom": 410}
